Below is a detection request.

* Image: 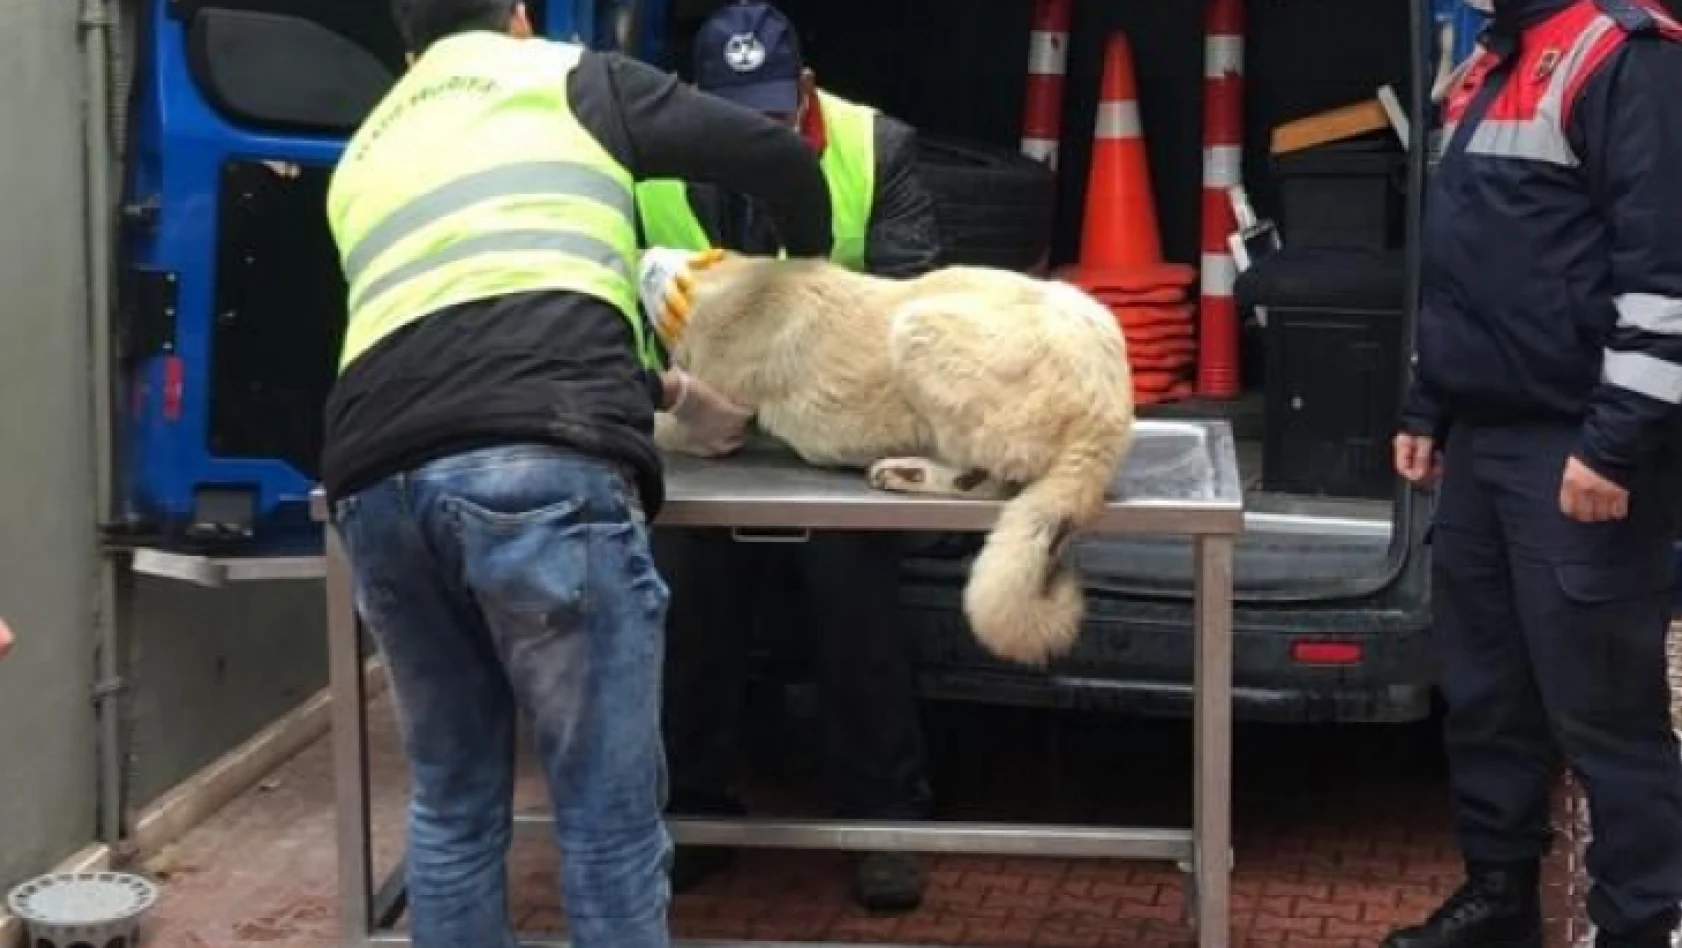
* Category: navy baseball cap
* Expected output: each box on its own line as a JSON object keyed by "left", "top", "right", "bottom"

{"left": 692, "top": 2, "right": 804, "bottom": 113}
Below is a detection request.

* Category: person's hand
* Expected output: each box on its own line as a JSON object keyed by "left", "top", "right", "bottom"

{"left": 666, "top": 369, "right": 753, "bottom": 457}
{"left": 639, "top": 248, "right": 729, "bottom": 349}
{"left": 0, "top": 618, "right": 14, "bottom": 661}
{"left": 1559, "top": 456, "right": 1629, "bottom": 522}
{"left": 1394, "top": 433, "right": 1443, "bottom": 488}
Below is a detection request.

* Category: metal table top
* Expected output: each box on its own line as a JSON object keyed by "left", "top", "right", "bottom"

{"left": 304, "top": 418, "right": 1242, "bottom": 536}
{"left": 659, "top": 419, "right": 1242, "bottom": 536}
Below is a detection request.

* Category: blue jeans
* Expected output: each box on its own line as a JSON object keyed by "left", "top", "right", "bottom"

{"left": 334, "top": 444, "right": 673, "bottom": 948}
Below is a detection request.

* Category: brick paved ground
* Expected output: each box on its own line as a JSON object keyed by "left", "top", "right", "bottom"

{"left": 134, "top": 681, "right": 1605, "bottom": 948}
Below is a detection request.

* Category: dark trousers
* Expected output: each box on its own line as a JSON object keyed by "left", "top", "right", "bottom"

{"left": 1432, "top": 422, "right": 1682, "bottom": 935}
{"left": 654, "top": 528, "right": 932, "bottom": 820}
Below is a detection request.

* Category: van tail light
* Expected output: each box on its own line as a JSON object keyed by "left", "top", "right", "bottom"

{"left": 1290, "top": 639, "right": 1363, "bottom": 666}
{"left": 162, "top": 355, "right": 184, "bottom": 422}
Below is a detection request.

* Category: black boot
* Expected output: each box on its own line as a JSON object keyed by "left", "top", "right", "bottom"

{"left": 850, "top": 851, "right": 926, "bottom": 913}
{"left": 1380, "top": 862, "right": 1542, "bottom": 948}
{"left": 1596, "top": 932, "right": 1675, "bottom": 948}
{"left": 1594, "top": 914, "right": 1679, "bottom": 948}
{"left": 670, "top": 846, "right": 737, "bottom": 893}
{"left": 667, "top": 794, "right": 746, "bottom": 894}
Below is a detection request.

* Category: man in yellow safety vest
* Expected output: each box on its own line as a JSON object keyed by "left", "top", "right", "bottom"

{"left": 319, "top": 1, "right": 833, "bottom": 945}
{"left": 642, "top": 0, "right": 943, "bottom": 914}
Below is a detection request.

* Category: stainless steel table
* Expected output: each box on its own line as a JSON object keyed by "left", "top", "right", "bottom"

{"left": 315, "top": 419, "right": 1244, "bottom": 948}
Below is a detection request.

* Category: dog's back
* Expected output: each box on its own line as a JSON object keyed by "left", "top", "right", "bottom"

{"left": 884, "top": 267, "right": 1130, "bottom": 477}
{"left": 674, "top": 257, "right": 1131, "bottom": 477}
{"left": 672, "top": 257, "right": 925, "bottom": 466}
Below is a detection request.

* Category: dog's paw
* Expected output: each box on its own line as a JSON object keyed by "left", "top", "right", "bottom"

{"left": 868, "top": 457, "right": 1005, "bottom": 498}
{"left": 868, "top": 457, "right": 936, "bottom": 493}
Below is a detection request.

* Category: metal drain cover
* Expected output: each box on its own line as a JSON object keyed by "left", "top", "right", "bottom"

{"left": 7, "top": 872, "right": 158, "bottom": 925}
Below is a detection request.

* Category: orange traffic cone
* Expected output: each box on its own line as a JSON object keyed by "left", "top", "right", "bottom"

{"left": 1070, "top": 33, "right": 1195, "bottom": 288}
{"left": 1115, "top": 303, "right": 1196, "bottom": 330}
{"left": 1057, "top": 31, "right": 1199, "bottom": 406}
{"left": 1090, "top": 284, "right": 1190, "bottom": 306}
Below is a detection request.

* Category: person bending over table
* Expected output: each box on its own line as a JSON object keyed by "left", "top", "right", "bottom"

{"left": 320, "top": 1, "right": 831, "bottom": 945}
{"left": 638, "top": 0, "right": 944, "bottom": 913}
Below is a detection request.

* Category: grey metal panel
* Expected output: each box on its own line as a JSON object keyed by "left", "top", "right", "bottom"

{"left": 0, "top": 0, "right": 101, "bottom": 890}
{"left": 124, "top": 579, "right": 328, "bottom": 807}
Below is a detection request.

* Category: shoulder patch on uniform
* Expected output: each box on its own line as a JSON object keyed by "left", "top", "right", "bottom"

{"left": 1592, "top": 0, "right": 1658, "bottom": 33}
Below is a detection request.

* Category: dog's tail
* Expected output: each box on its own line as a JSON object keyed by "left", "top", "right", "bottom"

{"left": 963, "top": 434, "right": 1127, "bottom": 666}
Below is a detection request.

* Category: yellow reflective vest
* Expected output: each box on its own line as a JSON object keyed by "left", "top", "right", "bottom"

{"left": 326, "top": 33, "right": 653, "bottom": 373}
{"left": 634, "top": 88, "right": 876, "bottom": 271}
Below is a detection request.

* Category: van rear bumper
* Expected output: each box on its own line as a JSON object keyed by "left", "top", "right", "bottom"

{"left": 899, "top": 589, "right": 1436, "bottom": 724}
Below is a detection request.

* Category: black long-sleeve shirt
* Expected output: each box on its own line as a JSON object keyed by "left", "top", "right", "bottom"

{"left": 672, "top": 105, "right": 942, "bottom": 278}
{"left": 321, "top": 43, "right": 834, "bottom": 514}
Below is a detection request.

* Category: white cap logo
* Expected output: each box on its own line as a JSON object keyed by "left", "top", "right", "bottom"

{"left": 723, "top": 32, "right": 766, "bottom": 72}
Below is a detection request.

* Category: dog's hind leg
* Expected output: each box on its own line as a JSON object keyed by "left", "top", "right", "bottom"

{"left": 867, "top": 457, "right": 1011, "bottom": 499}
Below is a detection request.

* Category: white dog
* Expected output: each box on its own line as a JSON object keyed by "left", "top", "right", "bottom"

{"left": 645, "top": 249, "right": 1136, "bottom": 667}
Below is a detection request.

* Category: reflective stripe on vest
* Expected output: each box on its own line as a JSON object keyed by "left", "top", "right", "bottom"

{"left": 327, "top": 34, "right": 650, "bottom": 373}
{"left": 633, "top": 89, "right": 877, "bottom": 270}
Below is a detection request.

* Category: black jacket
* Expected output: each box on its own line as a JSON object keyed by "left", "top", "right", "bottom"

{"left": 320, "top": 42, "right": 834, "bottom": 514}
{"left": 660, "top": 98, "right": 942, "bottom": 278}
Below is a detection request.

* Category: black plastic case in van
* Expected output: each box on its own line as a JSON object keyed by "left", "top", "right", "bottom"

{"left": 1238, "top": 249, "right": 1407, "bottom": 499}
{"left": 1273, "top": 137, "right": 1406, "bottom": 250}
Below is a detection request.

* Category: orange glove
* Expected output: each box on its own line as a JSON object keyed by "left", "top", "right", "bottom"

{"left": 639, "top": 248, "right": 730, "bottom": 349}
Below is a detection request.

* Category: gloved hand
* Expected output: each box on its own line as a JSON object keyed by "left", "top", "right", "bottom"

{"left": 639, "top": 247, "right": 729, "bottom": 350}
{"left": 666, "top": 368, "right": 754, "bottom": 457}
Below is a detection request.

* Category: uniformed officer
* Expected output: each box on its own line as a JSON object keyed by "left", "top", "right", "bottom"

{"left": 634, "top": 2, "right": 941, "bottom": 276}
{"left": 1389, "top": 1, "right": 1682, "bottom": 947}
{"left": 639, "top": 1, "right": 944, "bottom": 912}
{"left": 320, "top": 2, "right": 833, "bottom": 945}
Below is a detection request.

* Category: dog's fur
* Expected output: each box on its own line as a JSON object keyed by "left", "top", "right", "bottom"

{"left": 656, "top": 255, "right": 1135, "bottom": 666}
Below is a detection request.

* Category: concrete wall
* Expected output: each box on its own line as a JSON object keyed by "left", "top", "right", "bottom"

{"left": 0, "top": 0, "right": 102, "bottom": 891}
{"left": 125, "top": 579, "right": 325, "bottom": 806}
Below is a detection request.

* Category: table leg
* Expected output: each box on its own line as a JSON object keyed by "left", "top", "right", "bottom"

{"left": 373, "top": 858, "right": 410, "bottom": 930}
{"left": 1192, "top": 535, "right": 1235, "bottom": 948}
{"left": 327, "top": 521, "right": 373, "bottom": 947}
